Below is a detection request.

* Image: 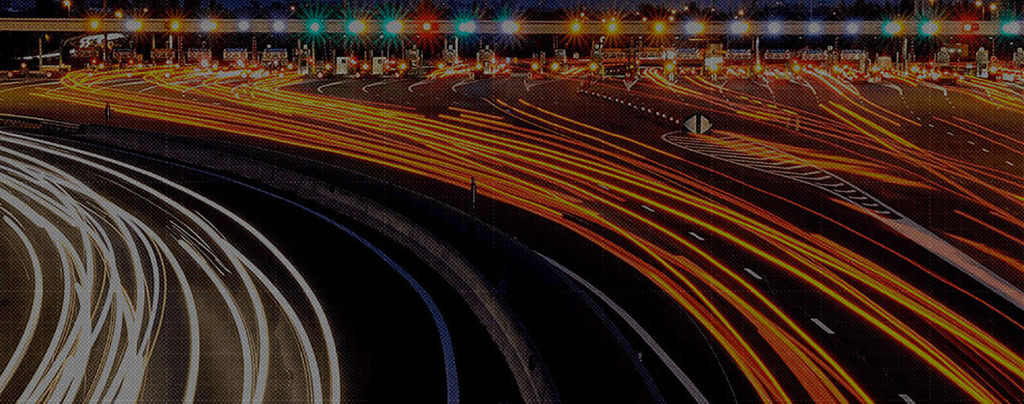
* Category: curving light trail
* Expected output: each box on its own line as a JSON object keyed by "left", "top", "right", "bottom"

{"left": 26, "top": 66, "right": 1024, "bottom": 402}
{"left": 0, "top": 130, "right": 340, "bottom": 402}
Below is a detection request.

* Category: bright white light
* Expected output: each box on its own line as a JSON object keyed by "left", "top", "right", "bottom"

{"left": 500, "top": 20, "right": 520, "bottom": 34}
{"left": 347, "top": 20, "right": 366, "bottom": 34}
{"left": 685, "top": 21, "right": 705, "bottom": 35}
{"left": 807, "top": 22, "right": 822, "bottom": 35}
{"left": 385, "top": 20, "right": 403, "bottom": 34}
{"left": 273, "top": 20, "right": 286, "bottom": 32}
{"left": 766, "top": 21, "right": 782, "bottom": 35}
{"left": 846, "top": 21, "right": 860, "bottom": 34}
{"left": 199, "top": 19, "right": 217, "bottom": 32}
{"left": 1002, "top": 21, "right": 1021, "bottom": 35}
{"left": 730, "top": 20, "right": 749, "bottom": 35}
{"left": 457, "top": 20, "right": 477, "bottom": 34}
{"left": 237, "top": 20, "right": 250, "bottom": 31}
{"left": 920, "top": 20, "right": 939, "bottom": 35}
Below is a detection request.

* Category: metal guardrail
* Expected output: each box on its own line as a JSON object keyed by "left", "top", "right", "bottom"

{"left": 0, "top": 18, "right": 1017, "bottom": 36}
{"left": 0, "top": 113, "right": 82, "bottom": 132}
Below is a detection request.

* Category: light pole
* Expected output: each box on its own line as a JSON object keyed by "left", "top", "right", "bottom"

{"left": 62, "top": 0, "right": 71, "bottom": 17}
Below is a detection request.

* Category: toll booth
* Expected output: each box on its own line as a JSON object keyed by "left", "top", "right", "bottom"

{"left": 762, "top": 49, "right": 794, "bottom": 78}
{"left": 371, "top": 56, "right": 386, "bottom": 76}
{"left": 976, "top": 47, "right": 990, "bottom": 77}
{"left": 262, "top": 48, "right": 288, "bottom": 69}
{"left": 406, "top": 46, "right": 423, "bottom": 76}
{"left": 637, "top": 47, "right": 668, "bottom": 66}
{"left": 151, "top": 48, "right": 174, "bottom": 64}
{"left": 334, "top": 57, "right": 351, "bottom": 75}
{"left": 833, "top": 50, "right": 872, "bottom": 82}
{"left": 112, "top": 48, "right": 137, "bottom": 65}
{"left": 839, "top": 50, "right": 868, "bottom": 72}
{"left": 797, "top": 49, "right": 828, "bottom": 72}
{"left": 554, "top": 49, "right": 568, "bottom": 65}
{"left": 935, "top": 50, "right": 951, "bottom": 67}
{"left": 723, "top": 49, "right": 753, "bottom": 77}
{"left": 595, "top": 48, "right": 629, "bottom": 77}
{"left": 674, "top": 48, "right": 704, "bottom": 76}
{"left": 187, "top": 48, "right": 212, "bottom": 67}
{"left": 72, "top": 47, "right": 101, "bottom": 64}
{"left": 444, "top": 44, "right": 459, "bottom": 65}
{"left": 223, "top": 48, "right": 249, "bottom": 69}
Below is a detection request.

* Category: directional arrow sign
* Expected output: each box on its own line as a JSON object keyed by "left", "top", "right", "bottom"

{"left": 683, "top": 113, "right": 712, "bottom": 134}
{"left": 623, "top": 77, "right": 639, "bottom": 91}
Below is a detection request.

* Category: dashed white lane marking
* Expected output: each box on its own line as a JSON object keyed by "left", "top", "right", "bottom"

{"left": 899, "top": 393, "right": 916, "bottom": 404}
{"left": 946, "top": 132, "right": 955, "bottom": 136}
{"left": 810, "top": 318, "right": 835, "bottom": 335}
{"left": 982, "top": 148, "right": 990, "bottom": 153}
{"left": 743, "top": 268, "right": 763, "bottom": 280}
{"left": 641, "top": 205, "right": 655, "bottom": 213}
{"left": 1007, "top": 161, "right": 1016, "bottom": 167}
{"left": 688, "top": 232, "right": 705, "bottom": 241}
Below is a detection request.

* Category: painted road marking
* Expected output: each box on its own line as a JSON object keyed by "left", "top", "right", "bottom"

{"left": 811, "top": 318, "right": 835, "bottom": 334}
{"left": 361, "top": 80, "right": 388, "bottom": 94}
{"left": 316, "top": 80, "right": 347, "bottom": 93}
{"left": 743, "top": 268, "right": 763, "bottom": 280}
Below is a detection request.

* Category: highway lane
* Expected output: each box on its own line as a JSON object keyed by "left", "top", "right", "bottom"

{"left": 0, "top": 129, "right": 342, "bottom": 402}
{"left": 3, "top": 66, "right": 1024, "bottom": 402}
{"left": 0, "top": 128, "right": 531, "bottom": 403}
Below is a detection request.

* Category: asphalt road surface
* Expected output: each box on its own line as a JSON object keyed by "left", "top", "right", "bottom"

{"left": 1, "top": 65, "right": 1024, "bottom": 402}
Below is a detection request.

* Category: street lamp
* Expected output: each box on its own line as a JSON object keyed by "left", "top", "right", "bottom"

{"left": 652, "top": 21, "right": 666, "bottom": 34}
{"left": 61, "top": 0, "right": 70, "bottom": 17}
{"left": 500, "top": 19, "right": 520, "bottom": 34}
{"left": 685, "top": 21, "right": 705, "bottom": 35}
{"left": 920, "top": 20, "right": 940, "bottom": 36}
{"left": 730, "top": 20, "right": 750, "bottom": 35}
{"left": 456, "top": 20, "right": 477, "bottom": 35}
{"left": 347, "top": 20, "right": 366, "bottom": 34}
{"left": 884, "top": 20, "right": 903, "bottom": 36}
{"left": 199, "top": 19, "right": 216, "bottom": 32}
{"left": 384, "top": 19, "right": 403, "bottom": 35}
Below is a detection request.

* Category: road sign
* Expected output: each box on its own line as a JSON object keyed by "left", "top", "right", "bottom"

{"left": 623, "top": 77, "right": 639, "bottom": 90}
{"left": 683, "top": 113, "right": 712, "bottom": 134}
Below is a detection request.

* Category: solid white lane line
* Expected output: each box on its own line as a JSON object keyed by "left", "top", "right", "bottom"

{"left": 316, "top": 80, "right": 346, "bottom": 94}
{"left": 540, "top": 254, "right": 710, "bottom": 404}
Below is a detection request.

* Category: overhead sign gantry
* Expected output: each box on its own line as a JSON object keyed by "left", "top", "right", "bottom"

{"left": 0, "top": 18, "right": 1021, "bottom": 37}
